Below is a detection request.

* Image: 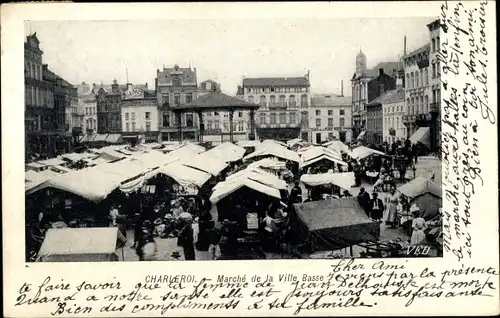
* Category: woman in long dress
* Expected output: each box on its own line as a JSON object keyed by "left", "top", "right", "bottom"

{"left": 385, "top": 188, "right": 399, "bottom": 228}
{"left": 411, "top": 213, "right": 427, "bottom": 245}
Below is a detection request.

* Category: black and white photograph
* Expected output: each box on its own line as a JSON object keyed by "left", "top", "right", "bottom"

{"left": 24, "top": 17, "right": 444, "bottom": 263}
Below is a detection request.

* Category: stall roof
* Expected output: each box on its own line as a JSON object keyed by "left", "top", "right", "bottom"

{"left": 301, "top": 154, "right": 348, "bottom": 169}
{"left": 300, "top": 146, "right": 343, "bottom": 162}
{"left": 37, "top": 227, "right": 125, "bottom": 260}
{"left": 248, "top": 158, "right": 287, "bottom": 170}
{"left": 61, "top": 152, "right": 96, "bottom": 162}
{"left": 93, "top": 134, "right": 109, "bottom": 142}
{"left": 105, "top": 134, "right": 123, "bottom": 144}
{"left": 287, "top": 138, "right": 308, "bottom": 148}
{"left": 237, "top": 140, "right": 261, "bottom": 148}
{"left": 409, "top": 127, "right": 431, "bottom": 149}
{"left": 26, "top": 162, "right": 47, "bottom": 170}
{"left": 131, "top": 150, "right": 179, "bottom": 169}
{"left": 323, "top": 140, "right": 350, "bottom": 153}
{"left": 168, "top": 143, "right": 206, "bottom": 158}
{"left": 182, "top": 153, "right": 228, "bottom": 176}
{"left": 210, "top": 177, "right": 281, "bottom": 204}
{"left": 37, "top": 157, "right": 66, "bottom": 167}
{"left": 202, "top": 142, "right": 246, "bottom": 162}
{"left": 158, "top": 162, "right": 211, "bottom": 188}
{"left": 294, "top": 197, "right": 372, "bottom": 231}
{"left": 244, "top": 140, "right": 300, "bottom": 163}
{"left": 300, "top": 172, "right": 355, "bottom": 190}
{"left": 350, "top": 146, "right": 386, "bottom": 160}
{"left": 397, "top": 176, "right": 441, "bottom": 198}
{"left": 222, "top": 167, "right": 287, "bottom": 190}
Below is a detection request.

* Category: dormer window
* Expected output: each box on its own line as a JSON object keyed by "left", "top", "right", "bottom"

{"left": 172, "top": 77, "right": 182, "bottom": 86}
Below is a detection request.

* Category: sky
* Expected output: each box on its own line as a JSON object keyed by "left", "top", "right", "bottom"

{"left": 25, "top": 18, "right": 433, "bottom": 96}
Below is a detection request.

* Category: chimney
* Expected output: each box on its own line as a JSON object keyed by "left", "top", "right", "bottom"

{"left": 341, "top": 80, "right": 344, "bottom": 97}
{"left": 126, "top": 83, "right": 132, "bottom": 91}
{"left": 145, "top": 83, "right": 148, "bottom": 90}
{"left": 305, "top": 70, "right": 310, "bottom": 81}
{"left": 379, "top": 68, "right": 384, "bottom": 77}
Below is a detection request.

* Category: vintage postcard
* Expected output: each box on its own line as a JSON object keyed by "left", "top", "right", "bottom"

{"left": 2, "top": 1, "right": 498, "bottom": 316}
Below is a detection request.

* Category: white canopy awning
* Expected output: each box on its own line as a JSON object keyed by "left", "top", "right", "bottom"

{"left": 409, "top": 127, "right": 431, "bottom": 149}
{"left": 222, "top": 167, "right": 287, "bottom": 190}
{"left": 248, "top": 158, "right": 287, "bottom": 170}
{"left": 202, "top": 142, "right": 246, "bottom": 163}
{"left": 357, "top": 130, "right": 366, "bottom": 141}
{"left": 300, "top": 172, "right": 355, "bottom": 190}
{"left": 182, "top": 153, "right": 228, "bottom": 176}
{"left": 157, "top": 162, "right": 211, "bottom": 188}
{"left": 349, "top": 146, "right": 386, "bottom": 160}
{"left": 244, "top": 140, "right": 300, "bottom": 163}
{"left": 323, "top": 140, "right": 349, "bottom": 153}
{"left": 210, "top": 178, "right": 281, "bottom": 204}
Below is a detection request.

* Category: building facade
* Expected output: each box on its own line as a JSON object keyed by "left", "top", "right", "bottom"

{"left": 75, "top": 82, "right": 98, "bottom": 134}
{"left": 241, "top": 72, "right": 310, "bottom": 141}
{"left": 366, "top": 103, "right": 383, "bottom": 145}
{"left": 372, "top": 84, "right": 407, "bottom": 143}
{"left": 97, "top": 80, "right": 123, "bottom": 133}
{"left": 351, "top": 49, "right": 402, "bottom": 138}
{"left": 309, "top": 94, "right": 353, "bottom": 144}
{"left": 121, "top": 87, "right": 159, "bottom": 143}
{"left": 156, "top": 65, "right": 198, "bottom": 141}
{"left": 402, "top": 43, "right": 431, "bottom": 138}
{"left": 427, "top": 19, "right": 442, "bottom": 152}
{"left": 25, "top": 33, "right": 62, "bottom": 159}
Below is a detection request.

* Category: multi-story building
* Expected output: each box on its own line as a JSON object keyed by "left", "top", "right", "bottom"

{"left": 75, "top": 82, "right": 98, "bottom": 134}
{"left": 365, "top": 103, "right": 383, "bottom": 145}
{"left": 24, "top": 33, "right": 61, "bottom": 159}
{"left": 351, "top": 49, "right": 402, "bottom": 139}
{"left": 427, "top": 19, "right": 442, "bottom": 152}
{"left": 241, "top": 72, "right": 310, "bottom": 141}
{"left": 69, "top": 86, "right": 81, "bottom": 136}
{"left": 402, "top": 43, "right": 431, "bottom": 139}
{"left": 121, "top": 85, "right": 159, "bottom": 143}
{"left": 156, "top": 65, "right": 198, "bottom": 141}
{"left": 97, "top": 80, "right": 123, "bottom": 133}
{"left": 309, "top": 94, "right": 352, "bottom": 144}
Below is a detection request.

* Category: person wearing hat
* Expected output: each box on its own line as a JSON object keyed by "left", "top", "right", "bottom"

{"left": 410, "top": 204, "right": 427, "bottom": 245}
{"left": 170, "top": 251, "right": 181, "bottom": 261}
{"left": 136, "top": 220, "right": 155, "bottom": 261}
{"left": 177, "top": 216, "right": 195, "bottom": 260}
{"left": 369, "top": 192, "right": 384, "bottom": 221}
{"left": 289, "top": 180, "right": 303, "bottom": 205}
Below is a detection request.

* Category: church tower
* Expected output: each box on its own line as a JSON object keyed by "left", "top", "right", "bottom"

{"left": 355, "top": 49, "right": 367, "bottom": 74}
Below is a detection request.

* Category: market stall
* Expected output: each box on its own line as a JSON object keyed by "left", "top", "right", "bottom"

{"left": 323, "top": 140, "right": 349, "bottom": 154}
{"left": 299, "top": 146, "right": 348, "bottom": 172}
{"left": 300, "top": 171, "right": 355, "bottom": 199}
{"left": 36, "top": 227, "right": 127, "bottom": 262}
{"left": 291, "top": 197, "right": 379, "bottom": 253}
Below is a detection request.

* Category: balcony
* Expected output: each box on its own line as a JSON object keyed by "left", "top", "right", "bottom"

{"left": 430, "top": 102, "right": 440, "bottom": 112}
{"left": 402, "top": 115, "right": 417, "bottom": 125}
{"left": 256, "top": 122, "right": 301, "bottom": 129}
{"left": 269, "top": 102, "right": 287, "bottom": 110}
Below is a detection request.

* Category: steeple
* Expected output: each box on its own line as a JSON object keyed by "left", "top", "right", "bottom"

{"left": 356, "top": 49, "right": 367, "bottom": 74}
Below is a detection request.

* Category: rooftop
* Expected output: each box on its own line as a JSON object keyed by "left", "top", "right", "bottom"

{"left": 242, "top": 76, "right": 310, "bottom": 88}
{"left": 157, "top": 65, "right": 197, "bottom": 86}
{"left": 310, "top": 94, "right": 352, "bottom": 107}
{"left": 172, "top": 91, "right": 260, "bottom": 112}
{"left": 404, "top": 43, "right": 431, "bottom": 59}
{"left": 367, "top": 88, "right": 405, "bottom": 106}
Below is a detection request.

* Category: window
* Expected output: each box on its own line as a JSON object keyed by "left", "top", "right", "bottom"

{"left": 396, "top": 117, "right": 399, "bottom": 129}
{"left": 279, "top": 112, "right": 286, "bottom": 124}
{"left": 238, "top": 111, "right": 243, "bottom": 118}
{"left": 437, "top": 61, "right": 441, "bottom": 77}
{"left": 248, "top": 96, "right": 254, "bottom": 104}
{"left": 172, "top": 77, "right": 182, "bottom": 86}
{"left": 186, "top": 113, "right": 194, "bottom": 127}
{"left": 328, "top": 118, "right": 333, "bottom": 127}
{"left": 289, "top": 95, "right": 296, "bottom": 107}
{"left": 406, "top": 74, "right": 410, "bottom": 88}
{"left": 410, "top": 72, "right": 414, "bottom": 89}
{"left": 432, "top": 39, "right": 436, "bottom": 52}
{"left": 316, "top": 118, "right": 321, "bottom": 128}
{"left": 424, "top": 68, "right": 429, "bottom": 85}
{"left": 85, "top": 107, "right": 89, "bottom": 115}
{"left": 269, "top": 95, "right": 276, "bottom": 106}
{"left": 270, "top": 112, "right": 277, "bottom": 124}
{"left": 145, "top": 112, "right": 151, "bottom": 120}
{"left": 146, "top": 123, "right": 151, "bottom": 131}
{"left": 163, "top": 113, "right": 170, "bottom": 127}
{"left": 214, "top": 112, "right": 219, "bottom": 116}
{"left": 289, "top": 112, "right": 296, "bottom": 124}
{"left": 340, "top": 118, "right": 345, "bottom": 127}
{"left": 416, "top": 72, "right": 419, "bottom": 88}
{"left": 432, "top": 63, "right": 436, "bottom": 78}
{"left": 238, "top": 122, "right": 244, "bottom": 131}
{"left": 131, "top": 122, "right": 136, "bottom": 131}
{"left": 315, "top": 110, "right": 321, "bottom": 116}
{"left": 301, "top": 94, "right": 308, "bottom": 107}
{"left": 437, "top": 36, "right": 440, "bottom": 51}
{"left": 247, "top": 88, "right": 251, "bottom": 93}
{"left": 259, "top": 95, "right": 266, "bottom": 107}
{"left": 162, "top": 94, "right": 169, "bottom": 106}
{"left": 185, "top": 93, "right": 192, "bottom": 103}
{"left": 223, "top": 122, "right": 228, "bottom": 132}
{"left": 214, "top": 121, "right": 220, "bottom": 129}
{"left": 131, "top": 112, "right": 136, "bottom": 120}
{"left": 174, "top": 93, "right": 180, "bottom": 106}
{"left": 328, "top": 132, "right": 334, "bottom": 139}
{"left": 279, "top": 95, "right": 286, "bottom": 107}
{"left": 259, "top": 113, "right": 266, "bottom": 124}
{"left": 125, "top": 112, "right": 129, "bottom": 120}
{"left": 420, "top": 69, "right": 424, "bottom": 86}
{"left": 340, "top": 109, "right": 345, "bottom": 115}
{"left": 328, "top": 110, "right": 333, "bottom": 116}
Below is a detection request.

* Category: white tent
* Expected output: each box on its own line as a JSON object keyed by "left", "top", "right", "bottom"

{"left": 300, "top": 172, "right": 355, "bottom": 190}
{"left": 244, "top": 140, "right": 300, "bottom": 163}
{"left": 248, "top": 158, "right": 287, "bottom": 170}
{"left": 210, "top": 178, "right": 281, "bottom": 204}
{"left": 131, "top": 150, "right": 179, "bottom": 169}
{"left": 202, "top": 142, "right": 246, "bottom": 163}
{"left": 287, "top": 138, "right": 308, "bottom": 148}
{"left": 299, "top": 146, "right": 347, "bottom": 169}
{"left": 222, "top": 167, "right": 287, "bottom": 190}
{"left": 182, "top": 153, "right": 228, "bottom": 176}
{"left": 237, "top": 140, "right": 261, "bottom": 148}
{"left": 168, "top": 143, "right": 206, "bottom": 159}
{"left": 157, "top": 162, "right": 211, "bottom": 188}
{"left": 323, "top": 140, "right": 349, "bottom": 153}
{"left": 349, "top": 146, "right": 386, "bottom": 160}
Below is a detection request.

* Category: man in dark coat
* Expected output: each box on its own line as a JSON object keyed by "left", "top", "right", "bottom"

{"left": 289, "top": 180, "right": 303, "bottom": 204}
{"left": 357, "top": 187, "right": 371, "bottom": 217}
{"left": 178, "top": 218, "right": 195, "bottom": 260}
{"left": 370, "top": 192, "right": 385, "bottom": 221}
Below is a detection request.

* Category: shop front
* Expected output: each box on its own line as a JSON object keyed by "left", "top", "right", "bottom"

{"left": 256, "top": 127, "right": 300, "bottom": 141}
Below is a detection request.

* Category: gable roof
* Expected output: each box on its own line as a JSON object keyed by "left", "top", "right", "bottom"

{"left": 243, "top": 77, "right": 310, "bottom": 88}
{"left": 404, "top": 43, "right": 431, "bottom": 59}
{"left": 157, "top": 66, "right": 197, "bottom": 86}
{"left": 367, "top": 89, "right": 405, "bottom": 106}
{"left": 365, "top": 62, "right": 401, "bottom": 78}
{"left": 173, "top": 91, "right": 259, "bottom": 111}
